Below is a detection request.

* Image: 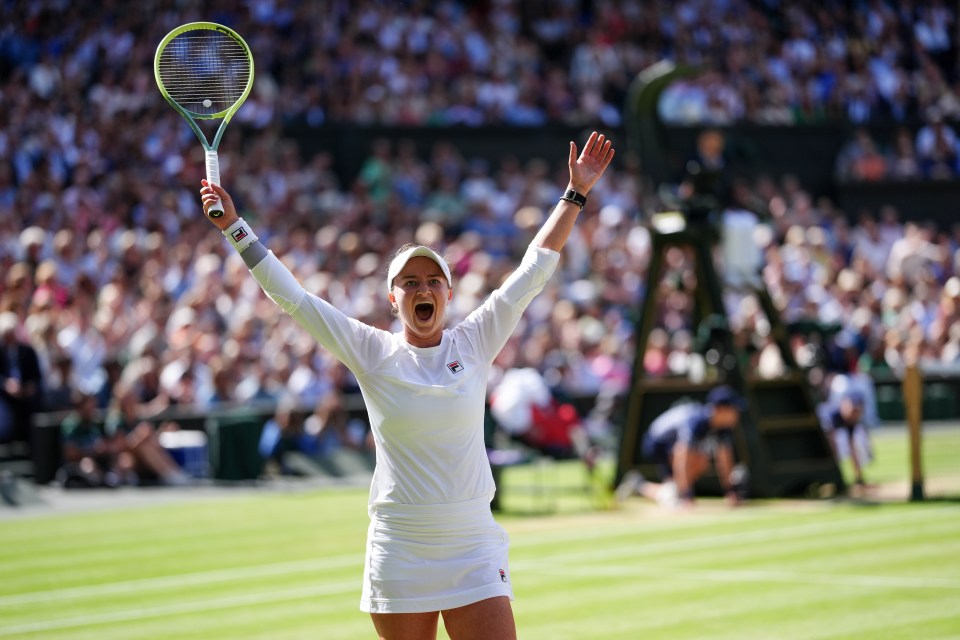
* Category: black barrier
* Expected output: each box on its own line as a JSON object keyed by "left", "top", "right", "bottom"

{"left": 835, "top": 179, "right": 960, "bottom": 228}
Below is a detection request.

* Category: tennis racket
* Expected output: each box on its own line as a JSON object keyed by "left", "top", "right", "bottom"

{"left": 154, "top": 22, "right": 254, "bottom": 218}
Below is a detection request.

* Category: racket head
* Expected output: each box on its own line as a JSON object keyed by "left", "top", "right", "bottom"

{"left": 154, "top": 22, "right": 254, "bottom": 124}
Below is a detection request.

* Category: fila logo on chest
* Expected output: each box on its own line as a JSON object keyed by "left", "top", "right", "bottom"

{"left": 447, "top": 360, "right": 464, "bottom": 374}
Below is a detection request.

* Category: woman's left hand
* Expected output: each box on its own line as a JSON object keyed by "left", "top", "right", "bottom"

{"left": 568, "top": 131, "right": 615, "bottom": 195}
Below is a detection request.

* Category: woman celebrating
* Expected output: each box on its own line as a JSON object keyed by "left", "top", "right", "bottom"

{"left": 200, "top": 132, "right": 614, "bottom": 640}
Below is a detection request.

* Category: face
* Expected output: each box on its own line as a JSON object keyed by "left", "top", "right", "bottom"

{"left": 78, "top": 394, "right": 96, "bottom": 418}
{"left": 710, "top": 405, "right": 740, "bottom": 429}
{"left": 840, "top": 399, "right": 863, "bottom": 422}
{"left": 388, "top": 256, "right": 452, "bottom": 348}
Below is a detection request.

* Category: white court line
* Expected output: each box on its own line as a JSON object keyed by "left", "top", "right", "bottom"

{"left": 0, "top": 580, "right": 358, "bottom": 637}
{"left": 0, "top": 553, "right": 363, "bottom": 608}
{"left": 520, "top": 561, "right": 960, "bottom": 591}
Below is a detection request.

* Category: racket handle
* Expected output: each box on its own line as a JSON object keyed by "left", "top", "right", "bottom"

{"left": 205, "top": 149, "right": 224, "bottom": 218}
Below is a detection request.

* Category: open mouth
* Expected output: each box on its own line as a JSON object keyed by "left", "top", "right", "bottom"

{"left": 415, "top": 302, "right": 434, "bottom": 322}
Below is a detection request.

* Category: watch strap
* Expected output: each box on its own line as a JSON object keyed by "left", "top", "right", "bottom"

{"left": 560, "top": 189, "right": 587, "bottom": 209}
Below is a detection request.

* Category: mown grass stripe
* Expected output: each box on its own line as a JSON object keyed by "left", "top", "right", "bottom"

{"left": 516, "top": 564, "right": 958, "bottom": 640}
{"left": 0, "top": 580, "right": 358, "bottom": 637}
{"left": 522, "top": 561, "right": 960, "bottom": 589}
{"left": 654, "top": 516, "right": 960, "bottom": 569}
{"left": 521, "top": 505, "right": 958, "bottom": 567}
{"left": 0, "top": 553, "right": 363, "bottom": 607}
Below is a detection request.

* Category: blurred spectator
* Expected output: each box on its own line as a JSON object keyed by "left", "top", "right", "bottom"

{"left": 102, "top": 386, "right": 191, "bottom": 486}
{"left": 258, "top": 396, "right": 326, "bottom": 477}
{"left": 835, "top": 129, "right": 888, "bottom": 182}
{"left": 643, "top": 329, "right": 671, "bottom": 377}
{"left": 674, "top": 129, "right": 732, "bottom": 215}
{"left": 257, "top": 391, "right": 375, "bottom": 478}
{"left": 58, "top": 392, "right": 128, "bottom": 488}
{"left": 489, "top": 368, "right": 590, "bottom": 461}
{"left": 887, "top": 223, "right": 939, "bottom": 283}
{"left": 202, "top": 356, "right": 238, "bottom": 408}
{"left": 44, "top": 353, "right": 75, "bottom": 412}
{"left": 915, "top": 111, "right": 960, "bottom": 178}
{"left": 304, "top": 393, "right": 373, "bottom": 457}
{"left": 886, "top": 128, "right": 922, "bottom": 180}
{"left": 0, "top": 312, "right": 42, "bottom": 446}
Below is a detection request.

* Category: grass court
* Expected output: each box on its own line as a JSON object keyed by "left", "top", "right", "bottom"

{"left": 0, "top": 426, "right": 957, "bottom": 639}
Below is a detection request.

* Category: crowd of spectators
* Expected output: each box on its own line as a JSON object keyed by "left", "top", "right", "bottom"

{"left": 835, "top": 114, "right": 960, "bottom": 181}
{"left": 3, "top": 0, "right": 958, "bottom": 130}
{"left": 2, "top": 1, "right": 960, "bottom": 469}
{"left": 656, "top": 0, "right": 958, "bottom": 126}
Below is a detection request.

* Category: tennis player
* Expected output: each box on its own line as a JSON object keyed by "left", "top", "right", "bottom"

{"left": 200, "top": 132, "right": 614, "bottom": 640}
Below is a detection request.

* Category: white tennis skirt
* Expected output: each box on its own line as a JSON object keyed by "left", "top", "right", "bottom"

{"left": 360, "top": 495, "right": 514, "bottom": 613}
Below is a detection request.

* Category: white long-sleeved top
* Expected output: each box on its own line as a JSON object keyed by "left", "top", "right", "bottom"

{"left": 244, "top": 240, "right": 559, "bottom": 509}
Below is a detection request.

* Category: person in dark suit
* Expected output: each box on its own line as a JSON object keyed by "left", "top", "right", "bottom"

{"left": 0, "top": 312, "right": 43, "bottom": 448}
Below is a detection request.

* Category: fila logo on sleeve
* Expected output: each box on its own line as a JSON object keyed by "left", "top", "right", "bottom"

{"left": 231, "top": 227, "right": 248, "bottom": 242}
{"left": 447, "top": 360, "right": 464, "bottom": 374}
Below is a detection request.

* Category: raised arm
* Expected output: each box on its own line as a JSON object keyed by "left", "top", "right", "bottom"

{"left": 532, "top": 131, "right": 615, "bottom": 252}
{"left": 198, "top": 180, "right": 386, "bottom": 373}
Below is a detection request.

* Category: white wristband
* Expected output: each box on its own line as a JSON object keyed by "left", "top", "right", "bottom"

{"left": 223, "top": 218, "right": 258, "bottom": 253}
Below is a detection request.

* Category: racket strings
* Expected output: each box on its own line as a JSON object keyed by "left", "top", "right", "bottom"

{"left": 157, "top": 30, "right": 251, "bottom": 116}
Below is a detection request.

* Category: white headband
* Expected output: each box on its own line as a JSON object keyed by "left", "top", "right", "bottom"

{"left": 386, "top": 246, "right": 452, "bottom": 292}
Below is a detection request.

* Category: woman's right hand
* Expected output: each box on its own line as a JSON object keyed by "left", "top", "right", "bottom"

{"left": 200, "top": 180, "right": 240, "bottom": 230}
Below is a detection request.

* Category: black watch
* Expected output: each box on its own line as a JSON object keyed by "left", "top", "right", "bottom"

{"left": 560, "top": 189, "right": 587, "bottom": 209}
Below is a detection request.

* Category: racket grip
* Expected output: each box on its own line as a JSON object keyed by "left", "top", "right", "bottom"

{"left": 205, "top": 149, "right": 224, "bottom": 218}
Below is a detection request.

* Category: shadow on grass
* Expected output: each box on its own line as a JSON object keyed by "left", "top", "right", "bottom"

{"left": 833, "top": 493, "right": 960, "bottom": 507}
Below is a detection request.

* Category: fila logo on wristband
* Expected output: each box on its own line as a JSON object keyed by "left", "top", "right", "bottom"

{"left": 223, "top": 218, "right": 258, "bottom": 252}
